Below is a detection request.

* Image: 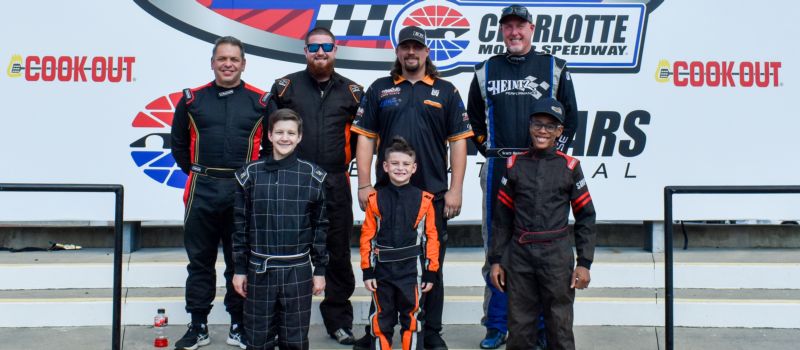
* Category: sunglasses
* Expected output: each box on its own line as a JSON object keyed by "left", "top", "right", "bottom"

{"left": 502, "top": 6, "right": 529, "bottom": 17}
{"left": 307, "top": 43, "right": 335, "bottom": 53}
{"left": 501, "top": 5, "right": 531, "bottom": 21}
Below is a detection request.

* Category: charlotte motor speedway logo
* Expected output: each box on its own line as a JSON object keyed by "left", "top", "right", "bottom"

{"left": 135, "top": 0, "right": 661, "bottom": 74}
{"left": 129, "top": 92, "right": 188, "bottom": 189}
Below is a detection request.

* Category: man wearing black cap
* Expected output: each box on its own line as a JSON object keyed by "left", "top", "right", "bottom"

{"left": 351, "top": 25, "right": 473, "bottom": 350}
{"left": 489, "top": 97, "right": 596, "bottom": 350}
{"left": 466, "top": 4, "right": 579, "bottom": 348}
{"left": 268, "top": 27, "right": 363, "bottom": 345}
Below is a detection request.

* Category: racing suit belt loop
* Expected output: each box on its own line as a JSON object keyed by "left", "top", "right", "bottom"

{"left": 485, "top": 148, "right": 529, "bottom": 158}
{"left": 376, "top": 244, "right": 422, "bottom": 263}
{"left": 514, "top": 226, "right": 569, "bottom": 244}
{"left": 190, "top": 163, "right": 237, "bottom": 178}
{"left": 248, "top": 249, "right": 311, "bottom": 273}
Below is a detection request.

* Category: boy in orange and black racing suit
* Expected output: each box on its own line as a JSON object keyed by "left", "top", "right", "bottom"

{"left": 360, "top": 136, "right": 440, "bottom": 350}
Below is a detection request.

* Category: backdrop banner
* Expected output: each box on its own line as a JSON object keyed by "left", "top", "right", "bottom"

{"left": 1, "top": 0, "right": 797, "bottom": 222}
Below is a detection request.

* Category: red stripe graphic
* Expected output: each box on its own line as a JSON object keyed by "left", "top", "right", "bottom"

{"left": 498, "top": 189, "right": 513, "bottom": 204}
{"left": 574, "top": 192, "right": 589, "bottom": 204}
{"left": 572, "top": 194, "right": 592, "bottom": 213}
{"left": 498, "top": 190, "right": 513, "bottom": 209}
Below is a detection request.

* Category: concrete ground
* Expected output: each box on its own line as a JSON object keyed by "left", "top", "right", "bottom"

{"left": 1, "top": 325, "right": 798, "bottom": 350}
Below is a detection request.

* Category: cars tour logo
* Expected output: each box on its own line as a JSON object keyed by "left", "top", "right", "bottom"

{"left": 134, "top": 0, "right": 661, "bottom": 74}
{"left": 129, "top": 92, "right": 187, "bottom": 189}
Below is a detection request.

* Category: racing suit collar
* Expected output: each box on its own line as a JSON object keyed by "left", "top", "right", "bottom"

{"left": 387, "top": 182, "right": 414, "bottom": 194}
{"left": 211, "top": 80, "right": 244, "bottom": 97}
{"left": 527, "top": 146, "right": 558, "bottom": 159}
{"left": 506, "top": 49, "right": 535, "bottom": 64}
{"left": 263, "top": 151, "right": 298, "bottom": 171}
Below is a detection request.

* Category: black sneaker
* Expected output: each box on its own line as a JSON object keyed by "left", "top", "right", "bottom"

{"left": 352, "top": 333, "right": 372, "bottom": 350}
{"left": 226, "top": 323, "right": 247, "bottom": 349}
{"left": 424, "top": 332, "right": 448, "bottom": 350}
{"left": 175, "top": 323, "right": 210, "bottom": 350}
{"left": 331, "top": 328, "right": 356, "bottom": 345}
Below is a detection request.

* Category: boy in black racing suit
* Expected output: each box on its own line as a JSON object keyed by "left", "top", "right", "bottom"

{"left": 489, "top": 98, "right": 596, "bottom": 350}
{"left": 232, "top": 109, "right": 328, "bottom": 350}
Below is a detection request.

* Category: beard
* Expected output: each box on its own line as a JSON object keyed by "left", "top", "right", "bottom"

{"left": 402, "top": 56, "right": 421, "bottom": 73}
{"left": 307, "top": 56, "right": 334, "bottom": 79}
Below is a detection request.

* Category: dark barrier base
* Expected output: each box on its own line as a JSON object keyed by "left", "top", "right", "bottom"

{"left": 2, "top": 222, "right": 798, "bottom": 250}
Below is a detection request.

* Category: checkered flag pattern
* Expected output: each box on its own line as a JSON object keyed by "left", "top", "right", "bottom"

{"left": 315, "top": 4, "right": 404, "bottom": 37}
{"left": 523, "top": 76, "right": 551, "bottom": 99}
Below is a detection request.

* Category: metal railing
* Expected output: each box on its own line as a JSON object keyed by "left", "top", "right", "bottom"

{"left": 0, "top": 183, "right": 124, "bottom": 350}
{"left": 663, "top": 185, "right": 800, "bottom": 350}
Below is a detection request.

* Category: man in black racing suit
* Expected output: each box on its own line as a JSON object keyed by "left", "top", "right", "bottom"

{"left": 171, "top": 36, "right": 272, "bottom": 350}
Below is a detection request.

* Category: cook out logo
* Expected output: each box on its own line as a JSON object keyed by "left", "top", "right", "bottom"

{"left": 655, "top": 59, "right": 783, "bottom": 87}
{"left": 129, "top": 92, "right": 187, "bottom": 189}
{"left": 135, "top": 0, "right": 660, "bottom": 75}
{"left": 6, "top": 54, "right": 135, "bottom": 82}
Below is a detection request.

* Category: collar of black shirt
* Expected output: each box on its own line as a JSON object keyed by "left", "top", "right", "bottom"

{"left": 264, "top": 151, "right": 298, "bottom": 171}
{"left": 392, "top": 74, "right": 435, "bottom": 86}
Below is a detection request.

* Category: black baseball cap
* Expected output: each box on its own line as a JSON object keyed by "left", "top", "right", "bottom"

{"left": 500, "top": 4, "right": 533, "bottom": 23}
{"left": 397, "top": 26, "right": 427, "bottom": 47}
{"left": 530, "top": 98, "right": 565, "bottom": 124}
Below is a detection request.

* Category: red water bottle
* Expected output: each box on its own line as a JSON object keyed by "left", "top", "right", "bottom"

{"left": 154, "top": 308, "right": 168, "bottom": 348}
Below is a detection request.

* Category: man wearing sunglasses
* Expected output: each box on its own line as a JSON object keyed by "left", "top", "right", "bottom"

{"left": 351, "top": 25, "right": 473, "bottom": 350}
{"left": 268, "top": 27, "right": 363, "bottom": 346}
{"left": 467, "top": 4, "right": 579, "bottom": 349}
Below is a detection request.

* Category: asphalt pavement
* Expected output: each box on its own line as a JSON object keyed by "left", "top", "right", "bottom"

{"left": 2, "top": 324, "right": 798, "bottom": 350}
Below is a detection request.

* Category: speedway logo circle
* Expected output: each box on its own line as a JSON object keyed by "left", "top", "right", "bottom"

{"left": 135, "top": 0, "right": 661, "bottom": 75}
{"left": 129, "top": 92, "right": 187, "bottom": 189}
